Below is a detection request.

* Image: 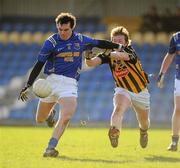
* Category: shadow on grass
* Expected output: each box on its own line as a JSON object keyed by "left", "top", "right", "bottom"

{"left": 145, "top": 155, "right": 180, "bottom": 162}
{"left": 57, "top": 155, "right": 133, "bottom": 164}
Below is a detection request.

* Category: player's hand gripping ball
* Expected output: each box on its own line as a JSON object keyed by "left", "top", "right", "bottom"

{"left": 32, "top": 79, "right": 52, "bottom": 98}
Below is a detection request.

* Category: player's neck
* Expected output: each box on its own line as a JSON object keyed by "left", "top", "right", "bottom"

{"left": 59, "top": 32, "right": 73, "bottom": 41}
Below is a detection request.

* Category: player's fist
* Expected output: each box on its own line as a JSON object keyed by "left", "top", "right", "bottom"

{"left": 118, "top": 44, "right": 123, "bottom": 51}
{"left": 85, "top": 50, "right": 93, "bottom": 60}
{"left": 18, "top": 85, "right": 30, "bottom": 101}
{"left": 157, "top": 72, "right": 165, "bottom": 88}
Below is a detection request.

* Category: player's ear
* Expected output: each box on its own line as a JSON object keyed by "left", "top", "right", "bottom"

{"left": 56, "top": 23, "right": 59, "bottom": 29}
{"left": 71, "top": 24, "right": 75, "bottom": 31}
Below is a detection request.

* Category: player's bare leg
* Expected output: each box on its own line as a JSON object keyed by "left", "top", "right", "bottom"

{"left": 108, "top": 94, "right": 130, "bottom": 147}
{"left": 52, "top": 97, "right": 77, "bottom": 139}
{"left": 43, "top": 97, "right": 77, "bottom": 157}
{"left": 133, "top": 104, "right": 150, "bottom": 148}
{"left": 36, "top": 101, "right": 56, "bottom": 126}
{"left": 168, "top": 96, "right": 180, "bottom": 151}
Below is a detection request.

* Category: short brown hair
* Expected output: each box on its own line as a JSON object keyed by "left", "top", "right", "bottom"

{"left": 111, "top": 26, "right": 130, "bottom": 44}
{"left": 55, "top": 12, "right": 76, "bottom": 29}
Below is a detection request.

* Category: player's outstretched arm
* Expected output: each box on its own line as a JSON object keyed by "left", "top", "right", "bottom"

{"left": 96, "top": 39, "right": 123, "bottom": 50}
{"left": 110, "top": 51, "right": 130, "bottom": 60}
{"left": 157, "top": 53, "right": 175, "bottom": 88}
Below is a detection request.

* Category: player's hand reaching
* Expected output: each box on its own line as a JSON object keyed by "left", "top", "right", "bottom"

{"left": 18, "top": 85, "right": 30, "bottom": 101}
{"left": 85, "top": 50, "right": 94, "bottom": 60}
{"left": 157, "top": 72, "right": 165, "bottom": 88}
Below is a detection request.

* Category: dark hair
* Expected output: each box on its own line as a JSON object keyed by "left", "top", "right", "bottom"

{"left": 55, "top": 12, "right": 76, "bottom": 29}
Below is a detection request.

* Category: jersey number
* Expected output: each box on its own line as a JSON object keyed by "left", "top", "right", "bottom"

{"left": 64, "top": 57, "right": 73, "bottom": 62}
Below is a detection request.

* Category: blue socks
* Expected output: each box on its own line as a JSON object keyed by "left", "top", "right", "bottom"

{"left": 47, "top": 137, "right": 58, "bottom": 149}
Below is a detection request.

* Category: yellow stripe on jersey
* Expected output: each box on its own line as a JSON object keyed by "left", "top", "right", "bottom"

{"left": 57, "top": 52, "right": 80, "bottom": 57}
{"left": 109, "top": 59, "right": 147, "bottom": 93}
{"left": 126, "top": 62, "right": 146, "bottom": 87}
{"left": 110, "top": 59, "right": 128, "bottom": 90}
{"left": 126, "top": 74, "right": 139, "bottom": 93}
{"left": 111, "top": 68, "right": 129, "bottom": 91}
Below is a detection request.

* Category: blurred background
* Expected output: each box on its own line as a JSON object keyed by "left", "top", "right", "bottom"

{"left": 0, "top": 0, "right": 180, "bottom": 127}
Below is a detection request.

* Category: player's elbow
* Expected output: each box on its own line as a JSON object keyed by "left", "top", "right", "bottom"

{"left": 85, "top": 60, "right": 97, "bottom": 67}
{"left": 86, "top": 62, "right": 94, "bottom": 67}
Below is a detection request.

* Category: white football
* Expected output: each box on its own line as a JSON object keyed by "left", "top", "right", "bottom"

{"left": 32, "top": 79, "right": 52, "bottom": 98}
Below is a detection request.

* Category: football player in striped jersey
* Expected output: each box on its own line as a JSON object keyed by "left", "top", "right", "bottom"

{"left": 85, "top": 26, "right": 150, "bottom": 149}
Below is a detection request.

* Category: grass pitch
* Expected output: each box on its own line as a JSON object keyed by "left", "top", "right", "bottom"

{"left": 0, "top": 126, "right": 180, "bottom": 168}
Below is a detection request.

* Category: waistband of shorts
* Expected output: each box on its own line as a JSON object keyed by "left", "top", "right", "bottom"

{"left": 114, "top": 87, "right": 148, "bottom": 93}
{"left": 48, "top": 74, "right": 77, "bottom": 82}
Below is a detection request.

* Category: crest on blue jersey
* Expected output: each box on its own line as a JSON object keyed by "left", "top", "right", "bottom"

{"left": 67, "top": 43, "right": 72, "bottom": 50}
{"left": 74, "top": 43, "right": 80, "bottom": 50}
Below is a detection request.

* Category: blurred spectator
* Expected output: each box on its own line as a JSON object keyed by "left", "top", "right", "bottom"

{"left": 139, "top": 5, "right": 161, "bottom": 33}
{"left": 140, "top": 5, "right": 180, "bottom": 33}
{"left": 162, "top": 7, "right": 173, "bottom": 17}
{"left": 161, "top": 6, "right": 180, "bottom": 33}
{"left": 173, "top": 6, "right": 180, "bottom": 31}
{"left": 174, "top": 6, "right": 180, "bottom": 17}
{"left": 160, "top": 8, "right": 173, "bottom": 32}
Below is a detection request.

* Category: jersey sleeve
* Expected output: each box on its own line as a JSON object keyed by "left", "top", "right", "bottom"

{"left": 82, "top": 34, "right": 120, "bottom": 50}
{"left": 123, "top": 46, "right": 138, "bottom": 64}
{"left": 82, "top": 35, "right": 99, "bottom": 50}
{"left": 37, "top": 39, "right": 54, "bottom": 63}
{"left": 168, "top": 35, "right": 176, "bottom": 54}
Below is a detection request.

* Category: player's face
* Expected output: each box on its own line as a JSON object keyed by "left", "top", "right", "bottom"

{"left": 57, "top": 22, "right": 73, "bottom": 40}
{"left": 112, "top": 35, "right": 127, "bottom": 46}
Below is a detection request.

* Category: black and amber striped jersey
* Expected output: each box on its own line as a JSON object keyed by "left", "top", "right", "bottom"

{"left": 98, "top": 46, "right": 149, "bottom": 93}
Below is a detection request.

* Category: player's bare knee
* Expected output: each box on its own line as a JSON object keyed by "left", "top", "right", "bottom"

{"left": 114, "top": 105, "right": 125, "bottom": 114}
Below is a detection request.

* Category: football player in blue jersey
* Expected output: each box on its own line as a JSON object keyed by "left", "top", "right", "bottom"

{"left": 19, "top": 12, "right": 123, "bottom": 157}
{"left": 157, "top": 31, "right": 180, "bottom": 151}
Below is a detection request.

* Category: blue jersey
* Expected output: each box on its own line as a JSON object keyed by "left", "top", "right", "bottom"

{"left": 168, "top": 32, "right": 180, "bottom": 79}
{"left": 37, "top": 32, "right": 98, "bottom": 80}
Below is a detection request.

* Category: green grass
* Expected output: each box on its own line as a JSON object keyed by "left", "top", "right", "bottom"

{"left": 0, "top": 126, "right": 180, "bottom": 168}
